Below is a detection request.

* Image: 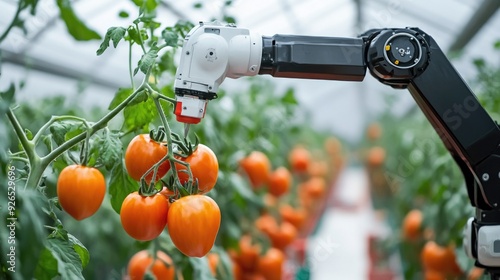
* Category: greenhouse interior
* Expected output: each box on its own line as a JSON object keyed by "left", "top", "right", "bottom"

{"left": 1, "top": 0, "right": 500, "bottom": 279}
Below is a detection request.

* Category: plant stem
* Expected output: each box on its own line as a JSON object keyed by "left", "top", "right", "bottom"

{"left": 0, "top": 1, "right": 23, "bottom": 43}
{"left": 129, "top": 41, "right": 135, "bottom": 89}
{"left": 152, "top": 94, "right": 184, "bottom": 190}
{"left": 156, "top": 94, "right": 176, "bottom": 105}
{"left": 135, "top": 24, "right": 147, "bottom": 54}
{"left": 6, "top": 108, "right": 37, "bottom": 162}
{"left": 40, "top": 84, "right": 146, "bottom": 172}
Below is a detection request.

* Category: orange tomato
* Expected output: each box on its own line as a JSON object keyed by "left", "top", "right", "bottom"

{"left": 125, "top": 134, "right": 170, "bottom": 183}
{"left": 289, "top": 146, "right": 311, "bottom": 173}
{"left": 280, "top": 204, "right": 307, "bottom": 230}
{"left": 256, "top": 248, "right": 285, "bottom": 280}
{"left": 239, "top": 151, "right": 271, "bottom": 188}
{"left": 207, "top": 252, "right": 220, "bottom": 276}
{"left": 57, "top": 165, "right": 106, "bottom": 220}
{"left": 468, "top": 267, "right": 484, "bottom": 280}
{"left": 255, "top": 214, "right": 297, "bottom": 250}
{"left": 424, "top": 270, "right": 446, "bottom": 280}
{"left": 174, "top": 144, "right": 219, "bottom": 194}
{"left": 167, "top": 195, "right": 221, "bottom": 257}
{"left": 302, "top": 176, "right": 327, "bottom": 199}
{"left": 120, "top": 192, "right": 169, "bottom": 241}
{"left": 402, "top": 209, "right": 423, "bottom": 241}
{"left": 267, "top": 221, "right": 297, "bottom": 250}
{"left": 268, "top": 167, "right": 292, "bottom": 197}
{"left": 366, "top": 146, "right": 386, "bottom": 167}
{"left": 421, "top": 241, "right": 462, "bottom": 276}
{"left": 127, "top": 250, "right": 175, "bottom": 280}
{"left": 235, "top": 235, "right": 261, "bottom": 272}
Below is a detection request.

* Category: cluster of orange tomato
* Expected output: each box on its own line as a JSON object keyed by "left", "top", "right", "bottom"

{"left": 226, "top": 140, "right": 344, "bottom": 280}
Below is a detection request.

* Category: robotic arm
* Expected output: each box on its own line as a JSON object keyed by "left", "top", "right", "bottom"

{"left": 174, "top": 21, "right": 500, "bottom": 277}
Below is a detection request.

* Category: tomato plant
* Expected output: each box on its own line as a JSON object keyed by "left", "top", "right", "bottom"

{"left": 120, "top": 192, "right": 169, "bottom": 241}
{"left": 128, "top": 250, "right": 175, "bottom": 280}
{"left": 125, "top": 134, "right": 170, "bottom": 183}
{"left": 174, "top": 144, "right": 219, "bottom": 194}
{"left": 57, "top": 165, "right": 106, "bottom": 221}
{"left": 167, "top": 195, "right": 221, "bottom": 257}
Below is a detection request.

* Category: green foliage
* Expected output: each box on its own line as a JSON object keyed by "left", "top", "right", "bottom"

{"left": 96, "top": 27, "right": 127, "bottom": 55}
{"left": 108, "top": 163, "right": 139, "bottom": 214}
{"left": 56, "top": 0, "right": 101, "bottom": 41}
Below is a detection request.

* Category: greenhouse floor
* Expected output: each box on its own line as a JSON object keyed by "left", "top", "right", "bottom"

{"left": 307, "top": 166, "right": 398, "bottom": 280}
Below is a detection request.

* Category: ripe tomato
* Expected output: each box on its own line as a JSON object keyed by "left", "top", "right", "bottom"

{"left": 128, "top": 250, "right": 175, "bottom": 280}
{"left": 57, "top": 165, "right": 106, "bottom": 221}
{"left": 301, "top": 176, "right": 326, "bottom": 199}
{"left": 234, "top": 235, "right": 261, "bottom": 272}
{"left": 167, "top": 195, "right": 221, "bottom": 257}
{"left": 402, "top": 209, "right": 423, "bottom": 242}
{"left": 279, "top": 204, "right": 307, "bottom": 230}
{"left": 125, "top": 134, "right": 170, "bottom": 183}
{"left": 256, "top": 214, "right": 297, "bottom": 250}
{"left": 239, "top": 151, "right": 271, "bottom": 188}
{"left": 268, "top": 167, "right": 292, "bottom": 197}
{"left": 256, "top": 248, "right": 285, "bottom": 280}
{"left": 288, "top": 146, "right": 310, "bottom": 174}
{"left": 120, "top": 192, "right": 169, "bottom": 241}
{"left": 207, "top": 252, "right": 220, "bottom": 276}
{"left": 366, "top": 146, "right": 386, "bottom": 167}
{"left": 421, "top": 241, "right": 461, "bottom": 276}
{"left": 175, "top": 144, "right": 219, "bottom": 194}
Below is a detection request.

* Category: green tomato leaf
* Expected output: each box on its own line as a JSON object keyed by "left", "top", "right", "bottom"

{"left": 96, "top": 27, "right": 127, "bottom": 55}
{"left": 131, "top": 0, "right": 158, "bottom": 12}
{"left": 68, "top": 234, "right": 90, "bottom": 268}
{"left": 108, "top": 88, "right": 134, "bottom": 110}
{"left": 136, "top": 46, "right": 159, "bottom": 75}
{"left": 56, "top": 0, "right": 101, "bottom": 41}
{"left": 35, "top": 238, "right": 85, "bottom": 280}
{"left": 109, "top": 163, "right": 138, "bottom": 213}
{"left": 34, "top": 247, "right": 59, "bottom": 280}
{"left": 49, "top": 121, "right": 85, "bottom": 146}
{"left": 281, "top": 88, "right": 298, "bottom": 105}
{"left": 98, "top": 130, "right": 123, "bottom": 171}
{"left": 118, "top": 10, "right": 129, "bottom": 18}
{"left": 124, "top": 98, "right": 156, "bottom": 131}
{"left": 161, "top": 28, "right": 179, "bottom": 47}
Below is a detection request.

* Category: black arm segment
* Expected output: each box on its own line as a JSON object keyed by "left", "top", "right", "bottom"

{"left": 259, "top": 35, "right": 366, "bottom": 81}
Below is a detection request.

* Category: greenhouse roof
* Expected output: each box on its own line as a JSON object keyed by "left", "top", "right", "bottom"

{"left": 1, "top": 0, "right": 499, "bottom": 140}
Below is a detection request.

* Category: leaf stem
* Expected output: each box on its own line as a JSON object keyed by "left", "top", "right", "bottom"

{"left": 9, "top": 156, "right": 29, "bottom": 164}
{"left": 129, "top": 41, "right": 135, "bottom": 89}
